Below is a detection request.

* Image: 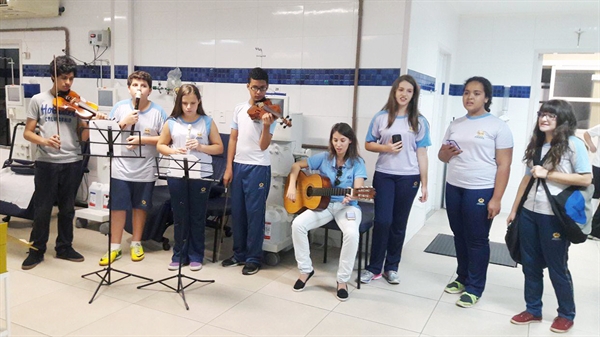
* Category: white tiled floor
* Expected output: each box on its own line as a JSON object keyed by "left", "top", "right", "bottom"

{"left": 2, "top": 209, "right": 599, "bottom": 337}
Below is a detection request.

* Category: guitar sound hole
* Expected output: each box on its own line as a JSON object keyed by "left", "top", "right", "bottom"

{"left": 306, "top": 186, "right": 313, "bottom": 197}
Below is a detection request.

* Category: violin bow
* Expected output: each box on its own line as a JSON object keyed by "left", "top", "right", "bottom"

{"left": 53, "top": 55, "right": 61, "bottom": 146}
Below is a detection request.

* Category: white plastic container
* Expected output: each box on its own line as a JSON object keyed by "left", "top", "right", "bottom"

{"left": 88, "top": 182, "right": 102, "bottom": 209}
{"left": 101, "top": 184, "right": 110, "bottom": 209}
{"left": 264, "top": 208, "right": 281, "bottom": 243}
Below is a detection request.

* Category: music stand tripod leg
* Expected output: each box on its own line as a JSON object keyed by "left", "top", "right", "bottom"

{"left": 80, "top": 125, "right": 153, "bottom": 304}
{"left": 136, "top": 157, "right": 214, "bottom": 310}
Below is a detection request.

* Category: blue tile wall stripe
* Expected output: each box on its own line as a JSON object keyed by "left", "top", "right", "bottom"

{"left": 21, "top": 64, "right": 530, "bottom": 98}
{"left": 448, "top": 83, "right": 530, "bottom": 98}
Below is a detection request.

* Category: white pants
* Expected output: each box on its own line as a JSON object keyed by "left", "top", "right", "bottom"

{"left": 291, "top": 202, "right": 361, "bottom": 283}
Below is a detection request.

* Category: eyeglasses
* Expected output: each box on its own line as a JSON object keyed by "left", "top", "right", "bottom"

{"left": 334, "top": 166, "right": 343, "bottom": 186}
{"left": 249, "top": 86, "right": 268, "bottom": 93}
{"left": 537, "top": 111, "right": 557, "bottom": 120}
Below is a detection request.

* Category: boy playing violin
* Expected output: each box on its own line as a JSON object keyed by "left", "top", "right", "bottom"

{"left": 99, "top": 71, "right": 167, "bottom": 266}
{"left": 222, "top": 67, "right": 276, "bottom": 275}
{"left": 22, "top": 55, "right": 107, "bottom": 270}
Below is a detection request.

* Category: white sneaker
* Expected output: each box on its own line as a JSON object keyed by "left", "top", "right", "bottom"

{"left": 359, "top": 270, "right": 382, "bottom": 284}
{"left": 383, "top": 270, "right": 400, "bottom": 284}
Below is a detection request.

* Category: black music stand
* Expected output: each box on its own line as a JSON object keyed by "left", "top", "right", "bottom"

{"left": 137, "top": 154, "right": 215, "bottom": 310}
{"left": 81, "top": 120, "right": 153, "bottom": 303}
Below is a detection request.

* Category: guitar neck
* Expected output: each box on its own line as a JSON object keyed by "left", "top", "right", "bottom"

{"left": 308, "top": 187, "right": 353, "bottom": 197}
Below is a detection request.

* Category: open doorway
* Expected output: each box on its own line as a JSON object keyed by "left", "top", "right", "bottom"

{"left": 434, "top": 49, "right": 451, "bottom": 211}
{"left": 540, "top": 53, "right": 600, "bottom": 130}
{"left": 0, "top": 48, "right": 21, "bottom": 146}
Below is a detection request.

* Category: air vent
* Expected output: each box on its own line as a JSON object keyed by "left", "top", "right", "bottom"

{"left": 0, "top": 0, "right": 60, "bottom": 19}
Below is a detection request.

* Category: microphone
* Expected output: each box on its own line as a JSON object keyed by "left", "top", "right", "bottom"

{"left": 130, "top": 90, "right": 141, "bottom": 135}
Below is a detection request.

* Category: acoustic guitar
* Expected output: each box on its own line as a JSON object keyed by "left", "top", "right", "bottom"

{"left": 284, "top": 171, "right": 376, "bottom": 214}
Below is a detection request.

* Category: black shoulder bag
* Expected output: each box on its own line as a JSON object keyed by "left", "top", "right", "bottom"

{"left": 505, "top": 177, "right": 535, "bottom": 264}
{"left": 535, "top": 147, "right": 590, "bottom": 244}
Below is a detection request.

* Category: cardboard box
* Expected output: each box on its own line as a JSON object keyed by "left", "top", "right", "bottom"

{"left": 0, "top": 222, "right": 6, "bottom": 274}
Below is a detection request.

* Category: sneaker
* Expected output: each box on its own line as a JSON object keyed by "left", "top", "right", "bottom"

{"left": 242, "top": 262, "right": 260, "bottom": 275}
{"left": 510, "top": 311, "right": 542, "bottom": 325}
{"left": 221, "top": 256, "right": 243, "bottom": 267}
{"left": 56, "top": 247, "right": 85, "bottom": 262}
{"left": 99, "top": 249, "right": 122, "bottom": 266}
{"left": 359, "top": 270, "right": 382, "bottom": 284}
{"left": 189, "top": 262, "right": 203, "bottom": 271}
{"left": 22, "top": 250, "right": 44, "bottom": 270}
{"left": 550, "top": 316, "right": 574, "bottom": 333}
{"left": 168, "top": 262, "right": 180, "bottom": 271}
{"left": 383, "top": 270, "right": 400, "bottom": 285}
{"left": 130, "top": 245, "right": 145, "bottom": 262}
{"left": 444, "top": 280, "right": 465, "bottom": 294}
{"left": 456, "top": 292, "right": 479, "bottom": 308}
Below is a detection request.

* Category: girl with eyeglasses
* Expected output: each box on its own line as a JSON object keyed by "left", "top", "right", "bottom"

{"left": 360, "top": 74, "right": 431, "bottom": 286}
{"left": 438, "top": 76, "right": 514, "bottom": 308}
{"left": 506, "top": 100, "right": 591, "bottom": 333}
{"left": 286, "top": 122, "right": 367, "bottom": 301}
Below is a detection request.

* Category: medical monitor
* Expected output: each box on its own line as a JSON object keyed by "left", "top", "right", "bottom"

{"left": 97, "top": 87, "right": 118, "bottom": 111}
{"left": 5, "top": 85, "right": 23, "bottom": 107}
{"left": 265, "top": 94, "right": 288, "bottom": 120}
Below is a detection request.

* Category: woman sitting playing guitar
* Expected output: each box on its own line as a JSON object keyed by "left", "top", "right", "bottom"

{"left": 286, "top": 122, "right": 368, "bottom": 301}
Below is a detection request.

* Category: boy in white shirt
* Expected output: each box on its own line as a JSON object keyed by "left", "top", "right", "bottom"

{"left": 100, "top": 71, "right": 167, "bottom": 266}
{"left": 222, "top": 67, "right": 277, "bottom": 275}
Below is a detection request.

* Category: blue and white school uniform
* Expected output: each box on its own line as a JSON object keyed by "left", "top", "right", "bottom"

{"left": 166, "top": 115, "right": 214, "bottom": 264}
{"left": 443, "top": 113, "right": 513, "bottom": 297}
{"left": 519, "top": 136, "right": 590, "bottom": 321}
{"left": 291, "top": 152, "right": 368, "bottom": 283}
{"left": 365, "top": 111, "right": 431, "bottom": 275}
{"left": 230, "top": 102, "right": 277, "bottom": 265}
{"left": 109, "top": 100, "right": 167, "bottom": 211}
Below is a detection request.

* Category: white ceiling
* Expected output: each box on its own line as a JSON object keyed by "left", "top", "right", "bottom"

{"left": 436, "top": 0, "right": 600, "bottom": 16}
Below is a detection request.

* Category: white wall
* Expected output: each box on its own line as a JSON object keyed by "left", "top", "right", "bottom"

{"left": 454, "top": 12, "right": 600, "bottom": 213}
{"left": 0, "top": 0, "right": 409, "bottom": 144}
{"left": 403, "top": 0, "right": 460, "bottom": 240}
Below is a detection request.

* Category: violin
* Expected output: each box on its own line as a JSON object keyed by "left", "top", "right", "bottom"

{"left": 53, "top": 90, "right": 99, "bottom": 120}
{"left": 247, "top": 98, "right": 292, "bottom": 128}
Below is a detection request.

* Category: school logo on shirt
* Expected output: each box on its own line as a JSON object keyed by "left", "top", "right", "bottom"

{"left": 259, "top": 182, "right": 265, "bottom": 189}
{"left": 475, "top": 130, "right": 485, "bottom": 139}
{"left": 196, "top": 132, "right": 203, "bottom": 138}
{"left": 144, "top": 127, "right": 151, "bottom": 135}
{"left": 141, "top": 200, "right": 147, "bottom": 205}
{"left": 476, "top": 198, "right": 485, "bottom": 205}
{"left": 552, "top": 232, "right": 562, "bottom": 240}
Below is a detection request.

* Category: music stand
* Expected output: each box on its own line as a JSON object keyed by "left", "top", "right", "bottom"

{"left": 81, "top": 120, "right": 153, "bottom": 304}
{"left": 137, "top": 154, "right": 215, "bottom": 310}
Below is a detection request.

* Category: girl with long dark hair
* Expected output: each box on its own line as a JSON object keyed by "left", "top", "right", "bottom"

{"left": 286, "top": 122, "right": 367, "bottom": 301}
{"left": 360, "top": 75, "right": 431, "bottom": 285}
{"left": 507, "top": 100, "right": 591, "bottom": 333}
